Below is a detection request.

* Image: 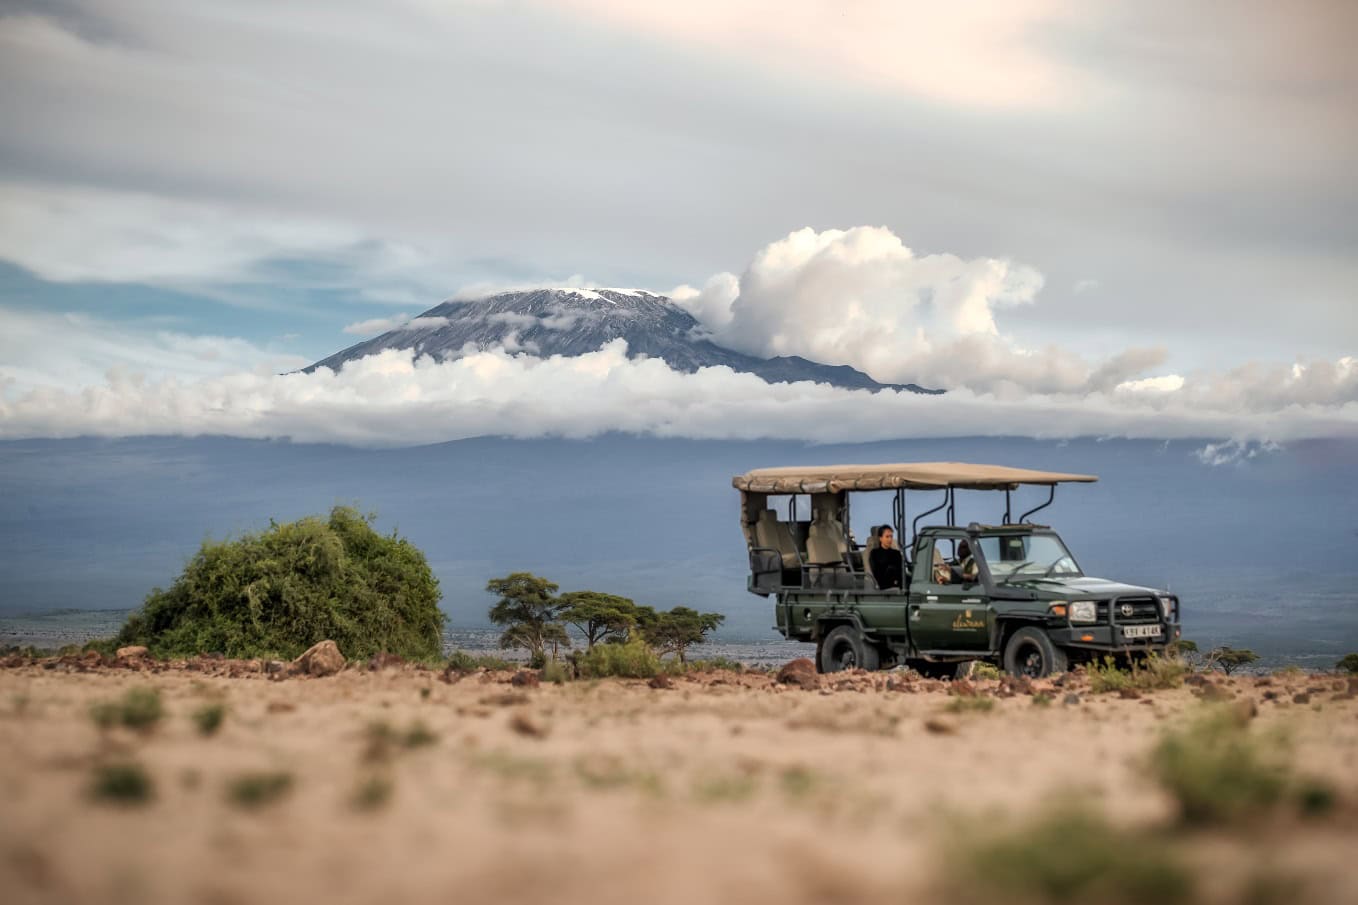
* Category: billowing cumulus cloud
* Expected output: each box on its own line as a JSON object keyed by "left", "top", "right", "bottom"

{"left": 675, "top": 226, "right": 1171, "bottom": 397}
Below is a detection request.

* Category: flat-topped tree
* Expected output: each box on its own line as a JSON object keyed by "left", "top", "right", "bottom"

{"left": 1208, "top": 646, "right": 1260, "bottom": 675}
{"left": 486, "top": 572, "right": 569, "bottom": 665}
{"left": 558, "top": 591, "right": 638, "bottom": 650}
{"left": 637, "top": 606, "right": 724, "bottom": 665}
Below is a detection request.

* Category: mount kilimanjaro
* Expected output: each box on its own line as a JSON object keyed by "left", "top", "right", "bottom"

{"left": 307, "top": 288, "right": 940, "bottom": 394}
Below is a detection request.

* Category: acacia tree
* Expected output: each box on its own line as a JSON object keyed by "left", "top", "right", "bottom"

{"left": 1208, "top": 646, "right": 1259, "bottom": 675}
{"left": 637, "top": 606, "right": 724, "bottom": 664}
{"left": 558, "top": 591, "right": 638, "bottom": 650}
{"left": 486, "top": 572, "right": 569, "bottom": 665}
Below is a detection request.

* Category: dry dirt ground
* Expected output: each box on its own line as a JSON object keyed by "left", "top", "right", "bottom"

{"left": 2, "top": 658, "right": 1357, "bottom": 905}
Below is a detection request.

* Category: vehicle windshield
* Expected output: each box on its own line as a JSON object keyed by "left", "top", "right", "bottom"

{"left": 976, "top": 533, "right": 1082, "bottom": 581}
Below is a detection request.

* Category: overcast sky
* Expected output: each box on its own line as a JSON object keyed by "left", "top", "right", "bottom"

{"left": 0, "top": 0, "right": 1354, "bottom": 444}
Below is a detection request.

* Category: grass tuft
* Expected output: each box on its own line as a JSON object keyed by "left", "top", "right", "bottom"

{"left": 943, "top": 696, "right": 995, "bottom": 714}
{"left": 1148, "top": 706, "right": 1289, "bottom": 826}
{"left": 1087, "top": 654, "right": 1186, "bottom": 695}
{"left": 191, "top": 702, "right": 226, "bottom": 736}
{"left": 90, "top": 687, "right": 163, "bottom": 732}
{"left": 351, "top": 774, "right": 394, "bottom": 811}
{"left": 578, "top": 639, "right": 660, "bottom": 679}
{"left": 226, "top": 770, "right": 294, "bottom": 809}
{"left": 90, "top": 761, "right": 154, "bottom": 805}
{"left": 943, "top": 807, "right": 1193, "bottom": 905}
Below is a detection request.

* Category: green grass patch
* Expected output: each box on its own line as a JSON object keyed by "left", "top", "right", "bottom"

{"left": 685, "top": 656, "right": 746, "bottom": 673}
{"left": 445, "top": 650, "right": 516, "bottom": 672}
{"left": 1148, "top": 707, "right": 1292, "bottom": 826}
{"left": 191, "top": 702, "right": 226, "bottom": 736}
{"left": 943, "top": 807, "right": 1193, "bottom": 905}
{"left": 578, "top": 639, "right": 660, "bottom": 679}
{"left": 351, "top": 774, "right": 394, "bottom": 811}
{"left": 1086, "top": 654, "right": 1186, "bottom": 694}
{"left": 540, "top": 659, "right": 572, "bottom": 684}
{"left": 226, "top": 770, "right": 294, "bottom": 809}
{"left": 90, "top": 687, "right": 163, "bottom": 732}
{"left": 943, "top": 695, "right": 995, "bottom": 714}
{"left": 692, "top": 771, "right": 758, "bottom": 804}
{"left": 90, "top": 761, "right": 154, "bottom": 805}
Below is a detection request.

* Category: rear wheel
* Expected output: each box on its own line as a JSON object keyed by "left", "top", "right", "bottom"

{"left": 1002, "top": 627, "right": 1069, "bottom": 679}
{"left": 819, "top": 626, "right": 881, "bottom": 673}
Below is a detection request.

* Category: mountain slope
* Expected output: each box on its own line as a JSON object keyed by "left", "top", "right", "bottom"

{"left": 307, "top": 288, "right": 941, "bottom": 393}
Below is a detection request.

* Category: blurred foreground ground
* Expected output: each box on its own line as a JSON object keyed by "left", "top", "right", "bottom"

{"left": 2, "top": 657, "right": 1357, "bottom": 905}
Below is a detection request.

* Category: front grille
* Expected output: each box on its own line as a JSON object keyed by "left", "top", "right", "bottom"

{"left": 1096, "top": 597, "right": 1160, "bottom": 624}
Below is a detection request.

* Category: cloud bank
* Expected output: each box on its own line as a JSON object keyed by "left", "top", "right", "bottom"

{"left": 1, "top": 335, "right": 1354, "bottom": 448}
{"left": 2, "top": 223, "right": 1354, "bottom": 447}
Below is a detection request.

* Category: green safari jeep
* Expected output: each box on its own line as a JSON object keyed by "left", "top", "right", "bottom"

{"left": 734, "top": 462, "right": 1182, "bottom": 678}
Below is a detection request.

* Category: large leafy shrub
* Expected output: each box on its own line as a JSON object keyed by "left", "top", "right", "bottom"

{"left": 116, "top": 507, "right": 443, "bottom": 660}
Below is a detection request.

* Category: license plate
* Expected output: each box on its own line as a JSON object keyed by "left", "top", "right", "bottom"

{"left": 1122, "top": 625, "right": 1162, "bottom": 639}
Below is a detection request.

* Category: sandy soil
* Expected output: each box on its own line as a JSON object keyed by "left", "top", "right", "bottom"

{"left": 2, "top": 658, "right": 1357, "bottom": 905}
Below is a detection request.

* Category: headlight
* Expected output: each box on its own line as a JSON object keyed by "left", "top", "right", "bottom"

{"left": 1158, "top": 596, "right": 1174, "bottom": 619}
{"left": 1070, "top": 600, "right": 1097, "bottom": 623}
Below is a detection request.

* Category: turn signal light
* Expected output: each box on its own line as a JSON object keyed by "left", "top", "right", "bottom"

{"left": 1080, "top": 633, "right": 1094, "bottom": 642}
{"left": 1050, "top": 604, "right": 1068, "bottom": 617}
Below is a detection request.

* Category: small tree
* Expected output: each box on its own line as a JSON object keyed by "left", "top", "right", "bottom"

{"left": 558, "top": 591, "right": 638, "bottom": 650}
{"left": 486, "top": 573, "right": 569, "bottom": 665}
{"left": 1208, "top": 646, "right": 1260, "bottom": 676}
{"left": 637, "top": 606, "right": 724, "bottom": 664}
{"left": 1336, "top": 653, "right": 1358, "bottom": 675}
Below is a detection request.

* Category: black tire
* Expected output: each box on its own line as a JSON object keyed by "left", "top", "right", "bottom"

{"left": 1002, "top": 626, "right": 1069, "bottom": 679}
{"left": 819, "top": 626, "right": 881, "bottom": 673}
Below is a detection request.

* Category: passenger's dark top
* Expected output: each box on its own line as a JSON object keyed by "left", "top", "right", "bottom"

{"left": 869, "top": 546, "right": 903, "bottom": 589}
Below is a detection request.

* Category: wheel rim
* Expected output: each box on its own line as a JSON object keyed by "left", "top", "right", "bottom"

{"left": 1018, "top": 644, "right": 1045, "bottom": 678}
{"left": 834, "top": 643, "right": 856, "bottom": 670}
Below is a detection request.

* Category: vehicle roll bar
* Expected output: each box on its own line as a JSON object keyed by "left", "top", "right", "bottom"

{"left": 1019, "top": 485, "right": 1057, "bottom": 523}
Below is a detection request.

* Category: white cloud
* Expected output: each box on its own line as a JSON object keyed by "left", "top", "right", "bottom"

{"left": 1194, "top": 439, "right": 1281, "bottom": 467}
{"left": 686, "top": 226, "right": 1176, "bottom": 395}
{"left": 1117, "top": 374, "right": 1185, "bottom": 393}
{"left": 1, "top": 309, "right": 1355, "bottom": 448}
{"left": 0, "top": 307, "right": 306, "bottom": 391}
{"left": 545, "top": 0, "right": 1081, "bottom": 109}
{"left": 343, "top": 314, "right": 411, "bottom": 335}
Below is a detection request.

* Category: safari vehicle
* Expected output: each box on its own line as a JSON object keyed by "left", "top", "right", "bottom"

{"left": 734, "top": 462, "right": 1182, "bottom": 677}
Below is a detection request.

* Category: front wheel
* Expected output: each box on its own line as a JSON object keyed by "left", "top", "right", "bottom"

{"left": 818, "top": 626, "right": 881, "bottom": 673}
{"left": 1002, "top": 626, "right": 1069, "bottom": 679}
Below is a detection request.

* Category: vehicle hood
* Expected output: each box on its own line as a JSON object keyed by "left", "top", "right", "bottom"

{"left": 999, "top": 576, "right": 1163, "bottom": 598}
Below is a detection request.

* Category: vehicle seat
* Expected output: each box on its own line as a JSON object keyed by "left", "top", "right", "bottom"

{"left": 754, "top": 509, "right": 801, "bottom": 568}
{"left": 932, "top": 546, "right": 950, "bottom": 584}
{"left": 861, "top": 534, "right": 880, "bottom": 589}
{"left": 805, "top": 510, "right": 846, "bottom": 565}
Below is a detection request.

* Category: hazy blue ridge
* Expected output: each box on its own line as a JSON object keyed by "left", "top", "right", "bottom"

{"left": 1, "top": 434, "right": 1355, "bottom": 667}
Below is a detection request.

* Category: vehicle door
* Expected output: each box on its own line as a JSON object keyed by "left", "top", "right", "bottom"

{"left": 907, "top": 537, "right": 991, "bottom": 652}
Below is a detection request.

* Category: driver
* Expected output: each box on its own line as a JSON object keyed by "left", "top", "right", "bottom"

{"left": 955, "top": 539, "right": 980, "bottom": 583}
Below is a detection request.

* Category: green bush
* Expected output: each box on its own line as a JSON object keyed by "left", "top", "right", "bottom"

{"left": 1148, "top": 707, "right": 1289, "bottom": 826}
{"left": 944, "top": 807, "right": 1193, "bottom": 905}
{"left": 1336, "top": 653, "right": 1358, "bottom": 675}
{"left": 116, "top": 507, "right": 443, "bottom": 660}
{"left": 578, "top": 639, "right": 660, "bottom": 678}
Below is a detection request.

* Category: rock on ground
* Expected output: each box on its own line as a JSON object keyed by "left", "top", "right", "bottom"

{"left": 291, "top": 640, "right": 345, "bottom": 677}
